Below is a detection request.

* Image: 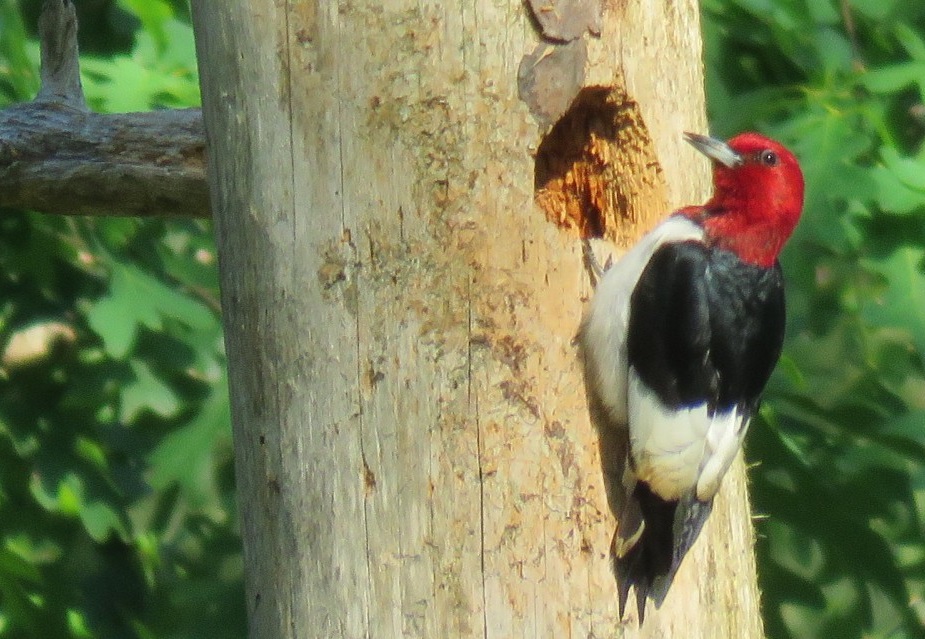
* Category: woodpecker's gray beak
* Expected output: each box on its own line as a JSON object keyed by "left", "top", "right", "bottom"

{"left": 683, "top": 132, "right": 742, "bottom": 168}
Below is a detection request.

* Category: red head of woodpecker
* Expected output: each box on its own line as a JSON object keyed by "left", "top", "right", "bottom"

{"left": 579, "top": 131, "right": 804, "bottom": 621}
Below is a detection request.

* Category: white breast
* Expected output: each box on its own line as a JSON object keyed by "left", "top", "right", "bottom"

{"left": 627, "top": 369, "right": 749, "bottom": 500}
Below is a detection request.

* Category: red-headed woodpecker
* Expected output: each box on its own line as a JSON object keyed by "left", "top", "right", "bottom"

{"left": 579, "top": 132, "right": 804, "bottom": 621}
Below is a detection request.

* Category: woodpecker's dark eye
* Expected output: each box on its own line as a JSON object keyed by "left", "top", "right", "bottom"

{"left": 760, "top": 150, "right": 779, "bottom": 167}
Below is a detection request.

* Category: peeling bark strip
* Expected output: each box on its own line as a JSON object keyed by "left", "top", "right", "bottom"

{"left": 517, "top": 40, "right": 588, "bottom": 128}
{"left": 0, "top": 0, "right": 209, "bottom": 218}
{"left": 525, "top": 0, "right": 602, "bottom": 42}
{"left": 519, "top": 0, "right": 605, "bottom": 127}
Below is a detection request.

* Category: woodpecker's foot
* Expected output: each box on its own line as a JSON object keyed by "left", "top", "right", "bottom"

{"left": 582, "top": 239, "right": 612, "bottom": 285}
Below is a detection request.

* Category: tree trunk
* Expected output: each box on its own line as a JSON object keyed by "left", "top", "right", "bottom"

{"left": 191, "top": 1, "right": 764, "bottom": 637}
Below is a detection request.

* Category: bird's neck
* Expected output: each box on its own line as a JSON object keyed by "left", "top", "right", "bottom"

{"left": 678, "top": 205, "right": 795, "bottom": 268}
{"left": 704, "top": 218, "right": 787, "bottom": 268}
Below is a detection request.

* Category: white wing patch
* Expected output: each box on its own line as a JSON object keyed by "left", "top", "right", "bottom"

{"left": 697, "top": 401, "right": 749, "bottom": 500}
{"left": 627, "top": 369, "right": 749, "bottom": 501}
{"left": 580, "top": 216, "right": 704, "bottom": 427}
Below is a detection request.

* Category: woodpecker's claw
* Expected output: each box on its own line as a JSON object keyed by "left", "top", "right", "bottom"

{"left": 582, "top": 239, "right": 611, "bottom": 285}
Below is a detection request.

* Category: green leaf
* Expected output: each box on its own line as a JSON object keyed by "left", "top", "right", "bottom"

{"left": 0, "top": 1, "right": 39, "bottom": 101}
{"left": 74, "top": 436, "right": 108, "bottom": 473}
{"left": 879, "top": 146, "right": 925, "bottom": 191}
{"left": 147, "top": 382, "right": 231, "bottom": 510}
{"left": 117, "top": 0, "right": 174, "bottom": 51}
{"left": 30, "top": 472, "right": 80, "bottom": 516}
{"left": 66, "top": 609, "right": 94, "bottom": 639}
{"left": 869, "top": 165, "right": 925, "bottom": 215}
{"left": 848, "top": 0, "right": 899, "bottom": 21}
{"left": 771, "top": 108, "right": 875, "bottom": 247}
{"left": 895, "top": 22, "right": 925, "bottom": 62}
{"left": 120, "top": 360, "right": 180, "bottom": 423}
{"left": 876, "top": 410, "right": 925, "bottom": 462}
{"left": 87, "top": 263, "right": 216, "bottom": 359}
{"left": 119, "top": 264, "right": 216, "bottom": 330}
{"left": 86, "top": 294, "right": 138, "bottom": 359}
{"left": 0, "top": 547, "right": 41, "bottom": 584}
{"left": 862, "top": 247, "right": 925, "bottom": 357}
{"left": 79, "top": 500, "right": 128, "bottom": 543}
{"left": 859, "top": 62, "right": 925, "bottom": 94}
{"left": 814, "top": 27, "right": 853, "bottom": 74}
{"left": 807, "top": 0, "right": 840, "bottom": 24}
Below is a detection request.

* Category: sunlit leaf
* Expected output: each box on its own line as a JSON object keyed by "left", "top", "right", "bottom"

{"left": 895, "top": 22, "right": 925, "bottom": 62}
{"left": 870, "top": 165, "right": 925, "bottom": 214}
{"left": 117, "top": 0, "right": 173, "bottom": 50}
{"left": 86, "top": 294, "right": 137, "bottom": 359}
{"left": 120, "top": 360, "right": 181, "bottom": 423}
{"left": 79, "top": 500, "right": 128, "bottom": 543}
{"left": 147, "top": 382, "right": 230, "bottom": 510}
{"left": 862, "top": 247, "right": 925, "bottom": 357}
{"left": 880, "top": 146, "right": 925, "bottom": 191}
{"left": 87, "top": 263, "right": 217, "bottom": 359}
{"left": 860, "top": 62, "right": 925, "bottom": 94}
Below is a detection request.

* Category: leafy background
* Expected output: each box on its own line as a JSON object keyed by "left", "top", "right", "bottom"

{"left": 1, "top": 0, "right": 924, "bottom": 637}
{"left": 0, "top": 0, "right": 241, "bottom": 637}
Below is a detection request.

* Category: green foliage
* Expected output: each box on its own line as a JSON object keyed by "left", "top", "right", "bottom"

{"left": 703, "top": 1, "right": 925, "bottom": 637}
{"left": 0, "top": 1, "right": 242, "bottom": 637}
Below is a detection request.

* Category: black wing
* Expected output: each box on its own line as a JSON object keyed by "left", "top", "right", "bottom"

{"left": 627, "top": 240, "right": 785, "bottom": 413}
{"left": 627, "top": 240, "right": 716, "bottom": 410}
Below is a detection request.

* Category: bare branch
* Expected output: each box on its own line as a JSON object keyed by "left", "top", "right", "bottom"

{"left": 0, "top": 0, "right": 210, "bottom": 218}
{"left": 35, "top": 0, "right": 85, "bottom": 108}
{"left": 0, "top": 104, "right": 208, "bottom": 217}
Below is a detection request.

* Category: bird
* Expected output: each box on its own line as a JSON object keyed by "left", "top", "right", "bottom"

{"left": 578, "top": 131, "right": 804, "bottom": 621}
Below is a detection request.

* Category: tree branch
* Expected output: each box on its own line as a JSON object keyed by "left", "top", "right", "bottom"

{"left": 0, "top": 0, "right": 209, "bottom": 218}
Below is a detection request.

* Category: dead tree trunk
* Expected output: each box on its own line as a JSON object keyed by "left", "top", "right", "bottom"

{"left": 191, "top": 1, "right": 765, "bottom": 637}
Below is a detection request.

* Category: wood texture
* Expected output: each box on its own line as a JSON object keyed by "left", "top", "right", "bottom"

{"left": 191, "top": 1, "right": 764, "bottom": 637}
{"left": 0, "top": 0, "right": 208, "bottom": 218}
{"left": 0, "top": 103, "right": 208, "bottom": 218}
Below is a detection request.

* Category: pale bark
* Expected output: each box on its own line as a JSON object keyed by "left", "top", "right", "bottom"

{"left": 191, "top": 1, "right": 764, "bottom": 638}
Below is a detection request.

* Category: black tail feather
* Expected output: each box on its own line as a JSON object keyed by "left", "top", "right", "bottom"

{"left": 651, "top": 494, "right": 714, "bottom": 605}
{"left": 612, "top": 483, "right": 714, "bottom": 622}
{"left": 612, "top": 533, "right": 647, "bottom": 622}
{"left": 613, "top": 535, "right": 633, "bottom": 620}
